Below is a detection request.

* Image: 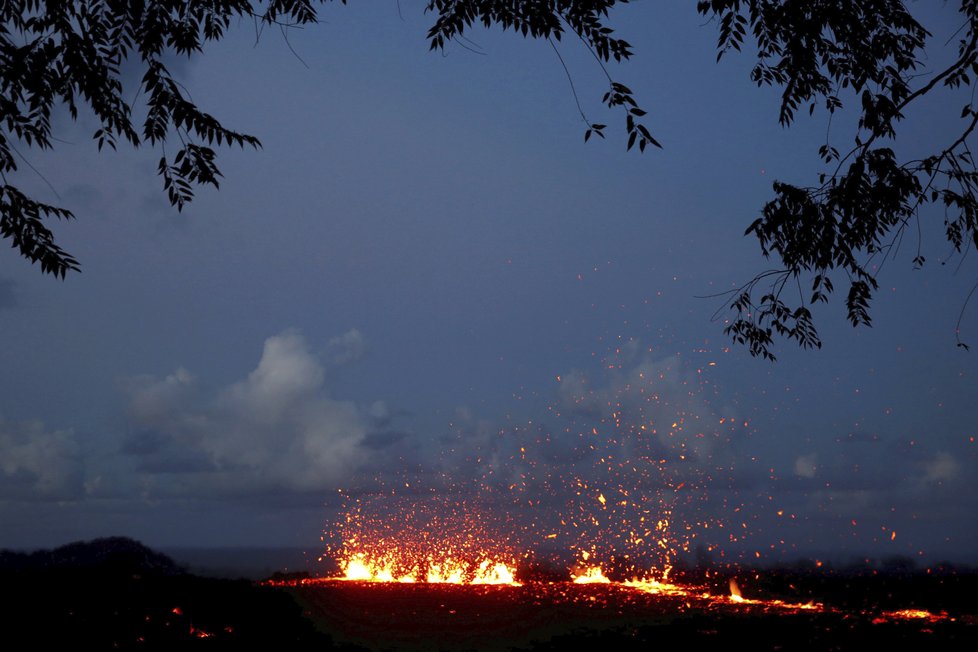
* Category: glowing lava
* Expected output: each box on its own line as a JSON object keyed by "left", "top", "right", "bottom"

{"left": 471, "top": 560, "right": 518, "bottom": 585}
{"left": 729, "top": 577, "right": 744, "bottom": 602}
{"left": 338, "top": 552, "right": 519, "bottom": 585}
{"left": 572, "top": 566, "right": 611, "bottom": 584}
{"left": 342, "top": 554, "right": 416, "bottom": 583}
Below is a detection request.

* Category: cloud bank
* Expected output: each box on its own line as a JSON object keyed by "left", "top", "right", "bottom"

{"left": 120, "top": 330, "right": 369, "bottom": 497}
{"left": 1, "top": 332, "right": 974, "bottom": 558}
{"left": 0, "top": 418, "right": 83, "bottom": 501}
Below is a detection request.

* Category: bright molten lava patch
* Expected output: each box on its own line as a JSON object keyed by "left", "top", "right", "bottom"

{"left": 572, "top": 566, "right": 611, "bottom": 584}
{"left": 326, "top": 555, "right": 823, "bottom": 615}
{"left": 339, "top": 552, "right": 520, "bottom": 585}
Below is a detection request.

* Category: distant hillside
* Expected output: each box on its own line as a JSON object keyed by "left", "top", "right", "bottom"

{"left": 0, "top": 536, "right": 184, "bottom": 575}
{"left": 0, "top": 537, "right": 353, "bottom": 649}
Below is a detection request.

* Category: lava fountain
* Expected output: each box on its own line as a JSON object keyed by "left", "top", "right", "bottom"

{"left": 284, "top": 352, "right": 965, "bottom": 650}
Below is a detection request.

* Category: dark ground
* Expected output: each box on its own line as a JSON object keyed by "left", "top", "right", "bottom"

{"left": 1, "top": 537, "right": 976, "bottom": 650}
{"left": 290, "top": 571, "right": 978, "bottom": 651}
{"left": 0, "top": 537, "right": 345, "bottom": 650}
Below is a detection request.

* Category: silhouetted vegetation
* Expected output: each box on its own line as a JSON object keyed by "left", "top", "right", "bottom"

{"left": 3, "top": 2, "right": 978, "bottom": 353}
{"left": 0, "top": 1, "right": 647, "bottom": 278}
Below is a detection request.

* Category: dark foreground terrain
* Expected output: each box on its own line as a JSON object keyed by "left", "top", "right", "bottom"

{"left": 2, "top": 538, "right": 977, "bottom": 650}
{"left": 0, "top": 537, "right": 345, "bottom": 650}
{"left": 290, "top": 571, "right": 978, "bottom": 651}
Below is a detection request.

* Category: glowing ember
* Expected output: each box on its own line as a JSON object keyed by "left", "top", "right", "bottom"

{"left": 189, "top": 625, "right": 213, "bottom": 639}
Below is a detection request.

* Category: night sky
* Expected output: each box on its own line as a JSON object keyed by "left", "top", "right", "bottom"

{"left": 1, "top": 2, "right": 975, "bottom": 565}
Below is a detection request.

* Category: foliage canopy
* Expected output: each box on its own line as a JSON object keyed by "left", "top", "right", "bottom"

{"left": 2, "top": 1, "right": 977, "bottom": 358}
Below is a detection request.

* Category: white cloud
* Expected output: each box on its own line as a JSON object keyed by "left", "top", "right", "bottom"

{"left": 794, "top": 453, "right": 818, "bottom": 478}
{"left": 220, "top": 331, "right": 326, "bottom": 423}
{"left": 326, "top": 328, "right": 366, "bottom": 365}
{"left": 124, "top": 367, "right": 195, "bottom": 426}
{"left": 122, "top": 330, "right": 370, "bottom": 496}
{"left": 369, "top": 400, "right": 388, "bottom": 421}
{"left": 0, "top": 417, "right": 84, "bottom": 501}
{"left": 922, "top": 451, "right": 959, "bottom": 485}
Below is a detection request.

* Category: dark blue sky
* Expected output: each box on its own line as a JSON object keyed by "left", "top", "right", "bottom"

{"left": 0, "top": 2, "right": 975, "bottom": 565}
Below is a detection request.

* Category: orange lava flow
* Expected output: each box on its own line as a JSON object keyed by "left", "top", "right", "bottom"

{"left": 874, "top": 608, "right": 952, "bottom": 624}
{"left": 275, "top": 558, "right": 955, "bottom": 626}
{"left": 329, "top": 553, "right": 823, "bottom": 613}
